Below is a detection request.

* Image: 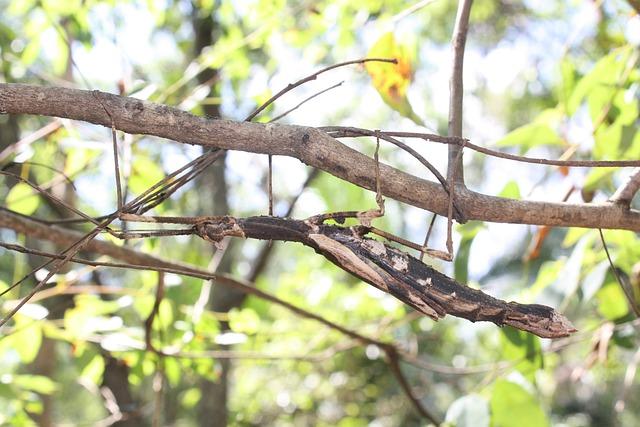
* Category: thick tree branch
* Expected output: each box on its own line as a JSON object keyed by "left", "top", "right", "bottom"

{"left": 2, "top": 84, "right": 640, "bottom": 230}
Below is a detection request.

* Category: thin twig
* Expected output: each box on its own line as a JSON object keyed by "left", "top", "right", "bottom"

{"left": 2, "top": 160, "right": 77, "bottom": 190}
{"left": 3, "top": 237, "right": 441, "bottom": 421}
{"left": 322, "top": 127, "right": 640, "bottom": 168}
{"left": 93, "top": 91, "right": 123, "bottom": 210}
{"left": 0, "top": 148, "right": 222, "bottom": 326}
{"left": 391, "top": 0, "right": 439, "bottom": 23}
{"left": 421, "top": 214, "right": 438, "bottom": 261}
{"left": 445, "top": 138, "right": 468, "bottom": 261}
{"left": 318, "top": 127, "right": 463, "bottom": 220}
{"left": 0, "top": 119, "right": 62, "bottom": 164}
{"left": 384, "top": 346, "right": 441, "bottom": 425}
{"left": 244, "top": 58, "right": 397, "bottom": 121}
{"left": 447, "top": 0, "right": 474, "bottom": 185}
{"left": 598, "top": 229, "right": 640, "bottom": 317}
{"left": 269, "top": 81, "right": 344, "bottom": 123}
{"left": 145, "top": 272, "right": 165, "bottom": 353}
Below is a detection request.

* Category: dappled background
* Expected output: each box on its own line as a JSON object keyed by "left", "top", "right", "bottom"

{"left": 1, "top": 0, "right": 640, "bottom": 426}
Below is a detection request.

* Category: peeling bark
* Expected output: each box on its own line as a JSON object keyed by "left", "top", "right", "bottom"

{"left": 194, "top": 216, "right": 576, "bottom": 338}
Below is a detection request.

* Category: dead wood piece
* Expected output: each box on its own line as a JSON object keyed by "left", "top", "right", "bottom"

{"left": 193, "top": 215, "right": 576, "bottom": 338}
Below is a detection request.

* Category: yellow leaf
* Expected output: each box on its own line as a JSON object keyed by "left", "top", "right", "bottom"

{"left": 365, "top": 32, "right": 422, "bottom": 125}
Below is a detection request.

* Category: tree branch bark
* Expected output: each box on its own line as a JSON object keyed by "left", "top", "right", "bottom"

{"left": 2, "top": 83, "right": 640, "bottom": 231}
{"left": 192, "top": 215, "right": 575, "bottom": 338}
{"left": 610, "top": 168, "right": 640, "bottom": 208}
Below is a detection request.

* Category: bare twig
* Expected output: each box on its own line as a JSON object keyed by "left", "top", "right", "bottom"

{"left": 270, "top": 81, "right": 344, "bottom": 123}
{"left": 93, "top": 91, "right": 123, "bottom": 209}
{"left": 384, "top": 346, "right": 441, "bottom": 425}
{"left": 144, "top": 272, "right": 165, "bottom": 353}
{"left": 267, "top": 154, "right": 273, "bottom": 216}
{"left": 244, "top": 58, "right": 397, "bottom": 121}
{"left": 0, "top": 119, "right": 62, "bottom": 164}
{"left": 391, "top": 0, "right": 439, "bottom": 23}
{"left": 324, "top": 127, "right": 640, "bottom": 168}
{"left": 2, "top": 161, "right": 77, "bottom": 190}
{"left": 447, "top": 0, "right": 474, "bottom": 185}
{"left": 318, "top": 126, "right": 463, "bottom": 220}
{"left": 0, "top": 148, "right": 222, "bottom": 326}
{"left": 610, "top": 168, "right": 640, "bottom": 208}
{"left": 598, "top": 229, "right": 640, "bottom": 317}
{"left": 420, "top": 214, "right": 438, "bottom": 261}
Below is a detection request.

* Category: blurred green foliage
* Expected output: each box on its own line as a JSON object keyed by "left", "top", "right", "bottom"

{"left": 1, "top": 0, "right": 640, "bottom": 426}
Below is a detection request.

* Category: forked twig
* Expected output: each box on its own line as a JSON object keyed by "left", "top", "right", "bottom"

{"left": 270, "top": 81, "right": 344, "bottom": 123}
{"left": 323, "top": 127, "right": 640, "bottom": 168}
{"left": 244, "top": 58, "right": 397, "bottom": 122}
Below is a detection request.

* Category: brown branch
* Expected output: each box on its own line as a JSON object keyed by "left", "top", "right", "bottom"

{"left": 384, "top": 346, "right": 440, "bottom": 425}
{"left": 244, "top": 58, "right": 396, "bottom": 121}
{"left": 3, "top": 83, "right": 640, "bottom": 230}
{"left": 598, "top": 229, "right": 640, "bottom": 317}
{"left": 270, "top": 81, "right": 343, "bottom": 123}
{"left": 193, "top": 215, "right": 575, "bottom": 338}
{"left": 447, "top": 0, "right": 474, "bottom": 185}
{"left": 609, "top": 168, "right": 640, "bottom": 208}
{"left": 322, "top": 127, "right": 640, "bottom": 167}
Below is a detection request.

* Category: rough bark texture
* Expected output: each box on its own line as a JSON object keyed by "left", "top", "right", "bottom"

{"left": 194, "top": 216, "right": 576, "bottom": 338}
{"left": 2, "top": 83, "right": 640, "bottom": 231}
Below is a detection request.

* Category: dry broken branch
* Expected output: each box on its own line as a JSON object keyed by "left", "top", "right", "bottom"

{"left": 192, "top": 215, "right": 576, "bottom": 338}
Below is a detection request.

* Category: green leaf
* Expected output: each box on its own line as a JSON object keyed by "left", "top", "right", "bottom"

{"left": 500, "top": 327, "right": 543, "bottom": 382}
{"left": 495, "top": 122, "right": 563, "bottom": 153}
{"left": 12, "top": 375, "right": 58, "bottom": 395}
{"left": 80, "top": 355, "right": 105, "bottom": 385}
{"left": 0, "top": 314, "right": 42, "bottom": 363}
{"left": 567, "top": 46, "right": 632, "bottom": 118}
{"left": 129, "top": 155, "right": 165, "bottom": 196}
{"left": 6, "top": 183, "right": 40, "bottom": 215}
{"left": 454, "top": 222, "right": 484, "bottom": 283}
{"left": 498, "top": 180, "right": 521, "bottom": 199}
{"left": 445, "top": 394, "right": 490, "bottom": 427}
{"left": 228, "top": 307, "right": 261, "bottom": 335}
{"left": 181, "top": 387, "right": 201, "bottom": 408}
{"left": 490, "top": 380, "right": 549, "bottom": 427}
{"left": 596, "top": 281, "right": 629, "bottom": 320}
{"left": 558, "top": 59, "right": 577, "bottom": 111}
{"left": 454, "top": 237, "right": 473, "bottom": 284}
